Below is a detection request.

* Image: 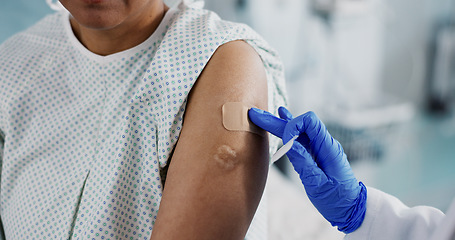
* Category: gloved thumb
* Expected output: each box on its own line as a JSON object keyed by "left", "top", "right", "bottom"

{"left": 278, "top": 106, "right": 293, "bottom": 121}
{"left": 248, "top": 108, "right": 287, "bottom": 138}
{"left": 283, "top": 111, "right": 356, "bottom": 182}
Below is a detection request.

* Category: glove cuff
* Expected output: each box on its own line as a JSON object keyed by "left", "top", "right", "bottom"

{"left": 337, "top": 181, "right": 367, "bottom": 234}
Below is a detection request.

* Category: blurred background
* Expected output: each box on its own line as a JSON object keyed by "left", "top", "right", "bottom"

{"left": 1, "top": 0, "right": 454, "bottom": 239}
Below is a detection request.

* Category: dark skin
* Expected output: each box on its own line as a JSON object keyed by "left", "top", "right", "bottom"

{"left": 60, "top": 0, "right": 270, "bottom": 238}
{"left": 60, "top": 0, "right": 169, "bottom": 55}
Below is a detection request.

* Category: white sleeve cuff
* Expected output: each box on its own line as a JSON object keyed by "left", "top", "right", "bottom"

{"left": 344, "top": 186, "right": 445, "bottom": 240}
{"left": 344, "top": 186, "right": 383, "bottom": 239}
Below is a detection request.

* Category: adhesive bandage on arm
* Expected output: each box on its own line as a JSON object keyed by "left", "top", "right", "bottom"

{"left": 222, "top": 102, "right": 263, "bottom": 136}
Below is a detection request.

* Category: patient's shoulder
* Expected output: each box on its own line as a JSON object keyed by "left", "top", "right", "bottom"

{"left": 197, "top": 40, "right": 268, "bottom": 106}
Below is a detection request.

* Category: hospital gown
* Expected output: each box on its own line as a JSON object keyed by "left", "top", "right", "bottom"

{"left": 0, "top": 1, "right": 287, "bottom": 239}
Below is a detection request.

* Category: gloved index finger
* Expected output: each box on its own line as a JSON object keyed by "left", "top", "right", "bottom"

{"left": 248, "top": 108, "right": 287, "bottom": 138}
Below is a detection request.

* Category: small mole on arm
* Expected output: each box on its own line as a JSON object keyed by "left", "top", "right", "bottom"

{"left": 214, "top": 145, "right": 238, "bottom": 170}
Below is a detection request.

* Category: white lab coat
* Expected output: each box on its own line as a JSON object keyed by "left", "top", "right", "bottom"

{"left": 345, "top": 187, "right": 455, "bottom": 240}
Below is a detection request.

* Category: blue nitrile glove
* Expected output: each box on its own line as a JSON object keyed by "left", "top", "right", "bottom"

{"left": 248, "top": 107, "right": 367, "bottom": 234}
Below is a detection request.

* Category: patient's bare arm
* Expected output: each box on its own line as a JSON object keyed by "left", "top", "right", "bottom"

{"left": 150, "top": 40, "right": 269, "bottom": 240}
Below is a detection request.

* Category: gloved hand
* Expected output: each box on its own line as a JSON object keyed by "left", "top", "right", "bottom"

{"left": 249, "top": 107, "right": 367, "bottom": 234}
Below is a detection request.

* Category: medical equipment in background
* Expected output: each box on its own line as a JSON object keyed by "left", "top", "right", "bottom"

{"left": 243, "top": 0, "right": 308, "bottom": 77}
{"left": 204, "top": 0, "right": 417, "bottom": 162}
{"left": 427, "top": 3, "right": 455, "bottom": 114}
{"left": 311, "top": 0, "right": 371, "bottom": 21}
{"left": 309, "top": 0, "right": 416, "bottom": 162}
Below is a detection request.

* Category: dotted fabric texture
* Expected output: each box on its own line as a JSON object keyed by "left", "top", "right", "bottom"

{"left": 0, "top": 1, "right": 287, "bottom": 239}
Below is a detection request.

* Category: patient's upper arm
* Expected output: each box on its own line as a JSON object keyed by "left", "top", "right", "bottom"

{"left": 150, "top": 40, "right": 269, "bottom": 240}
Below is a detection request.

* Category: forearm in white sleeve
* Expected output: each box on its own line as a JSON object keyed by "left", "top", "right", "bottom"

{"left": 345, "top": 187, "right": 446, "bottom": 240}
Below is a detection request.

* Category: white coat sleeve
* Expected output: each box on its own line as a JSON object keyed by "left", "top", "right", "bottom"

{"left": 345, "top": 187, "right": 446, "bottom": 240}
